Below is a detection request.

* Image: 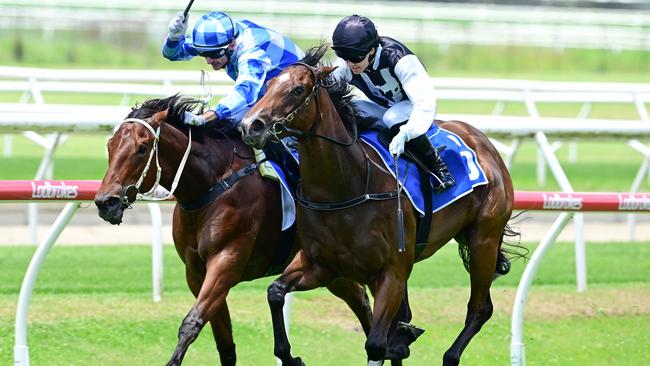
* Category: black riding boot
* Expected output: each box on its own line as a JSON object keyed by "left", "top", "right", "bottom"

{"left": 405, "top": 134, "right": 456, "bottom": 193}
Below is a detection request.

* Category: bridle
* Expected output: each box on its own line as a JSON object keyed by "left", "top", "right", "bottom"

{"left": 270, "top": 62, "right": 357, "bottom": 147}
{"left": 262, "top": 63, "right": 398, "bottom": 211}
{"left": 118, "top": 117, "right": 192, "bottom": 207}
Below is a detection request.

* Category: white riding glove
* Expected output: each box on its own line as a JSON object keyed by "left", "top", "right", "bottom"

{"left": 183, "top": 111, "right": 206, "bottom": 126}
{"left": 389, "top": 130, "right": 409, "bottom": 157}
{"left": 168, "top": 12, "right": 188, "bottom": 41}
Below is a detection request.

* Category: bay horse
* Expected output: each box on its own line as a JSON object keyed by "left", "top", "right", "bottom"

{"left": 94, "top": 95, "right": 375, "bottom": 366}
{"left": 240, "top": 46, "right": 518, "bottom": 366}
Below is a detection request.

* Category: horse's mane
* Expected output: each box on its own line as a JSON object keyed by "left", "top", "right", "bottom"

{"left": 127, "top": 94, "right": 240, "bottom": 143}
{"left": 299, "top": 45, "right": 375, "bottom": 132}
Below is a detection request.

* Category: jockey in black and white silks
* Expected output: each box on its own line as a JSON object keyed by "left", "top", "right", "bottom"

{"left": 330, "top": 15, "right": 455, "bottom": 193}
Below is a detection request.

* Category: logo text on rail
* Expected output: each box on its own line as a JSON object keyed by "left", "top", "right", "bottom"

{"left": 618, "top": 194, "right": 650, "bottom": 211}
{"left": 542, "top": 193, "right": 583, "bottom": 210}
{"left": 30, "top": 181, "right": 79, "bottom": 199}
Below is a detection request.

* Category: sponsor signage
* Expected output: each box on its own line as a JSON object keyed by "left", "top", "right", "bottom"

{"left": 30, "top": 181, "right": 79, "bottom": 199}
{"left": 618, "top": 194, "right": 650, "bottom": 211}
{"left": 542, "top": 193, "right": 583, "bottom": 210}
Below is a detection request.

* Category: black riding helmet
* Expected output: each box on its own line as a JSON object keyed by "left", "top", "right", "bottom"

{"left": 331, "top": 15, "right": 380, "bottom": 61}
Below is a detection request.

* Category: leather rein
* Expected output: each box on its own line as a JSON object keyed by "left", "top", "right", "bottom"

{"left": 274, "top": 62, "right": 397, "bottom": 211}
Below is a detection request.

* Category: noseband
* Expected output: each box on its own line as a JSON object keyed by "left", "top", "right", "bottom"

{"left": 118, "top": 118, "right": 192, "bottom": 207}
{"left": 270, "top": 62, "right": 357, "bottom": 147}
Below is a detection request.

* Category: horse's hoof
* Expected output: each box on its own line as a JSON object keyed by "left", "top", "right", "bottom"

{"left": 397, "top": 321, "right": 425, "bottom": 340}
{"left": 367, "top": 360, "right": 384, "bottom": 366}
{"left": 385, "top": 321, "right": 425, "bottom": 360}
{"left": 384, "top": 344, "right": 409, "bottom": 360}
{"left": 496, "top": 255, "right": 511, "bottom": 276}
{"left": 292, "top": 356, "right": 306, "bottom": 366}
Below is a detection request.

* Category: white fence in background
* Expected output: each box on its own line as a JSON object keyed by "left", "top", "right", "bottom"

{"left": 1, "top": 0, "right": 649, "bottom": 50}
{"left": 1, "top": 65, "right": 650, "bottom": 247}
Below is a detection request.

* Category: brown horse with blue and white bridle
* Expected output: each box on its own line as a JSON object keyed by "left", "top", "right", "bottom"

{"left": 240, "top": 46, "right": 518, "bottom": 366}
{"left": 94, "top": 95, "right": 376, "bottom": 366}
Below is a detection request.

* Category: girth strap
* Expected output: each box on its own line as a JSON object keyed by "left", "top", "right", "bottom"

{"left": 179, "top": 161, "right": 264, "bottom": 211}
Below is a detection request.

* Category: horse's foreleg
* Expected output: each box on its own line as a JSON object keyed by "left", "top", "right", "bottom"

{"left": 326, "top": 278, "right": 372, "bottom": 336}
{"left": 209, "top": 302, "right": 236, "bottom": 366}
{"left": 365, "top": 271, "right": 406, "bottom": 364}
{"left": 442, "top": 231, "right": 499, "bottom": 366}
{"left": 386, "top": 285, "right": 424, "bottom": 363}
{"left": 269, "top": 250, "right": 330, "bottom": 366}
{"left": 167, "top": 251, "right": 242, "bottom": 366}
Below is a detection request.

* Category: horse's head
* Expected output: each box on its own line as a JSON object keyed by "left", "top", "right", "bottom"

{"left": 240, "top": 47, "right": 336, "bottom": 149}
{"left": 95, "top": 95, "right": 201, "bottom": 224}
{"left": 94, "top": 112, "right": 167, "bottom": 224}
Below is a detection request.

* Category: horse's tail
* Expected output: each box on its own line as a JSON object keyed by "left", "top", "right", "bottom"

{"left": 496, "top": 212, "right": 529, "bottom": 276}
{"left": 456, "top": 212, "right": 528, "bottom": 275}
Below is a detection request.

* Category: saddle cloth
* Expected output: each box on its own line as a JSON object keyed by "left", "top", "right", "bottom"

{"left": 261, "top": 125, "right": 488, "bottom": 229}
{"left": 360, "top": 126, "right": 489, "bottom": 215}
{"left": 254, "top": 148, "right": 296, "bottom": 231}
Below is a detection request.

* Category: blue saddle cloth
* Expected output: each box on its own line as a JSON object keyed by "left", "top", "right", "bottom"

{"left": 268, "top": 126, "right": 487, "bottom": 219}
{"left": 360, "top": 126, "right": 488, "bottom": 215}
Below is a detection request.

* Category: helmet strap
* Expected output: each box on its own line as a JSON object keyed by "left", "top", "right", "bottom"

{"left": 367, "top": 48, "right": 377, "bottom": 65}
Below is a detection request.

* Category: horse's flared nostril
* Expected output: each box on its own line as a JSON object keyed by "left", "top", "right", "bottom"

{"left": 249, "top": 119, "right": 267, "bottom": 135}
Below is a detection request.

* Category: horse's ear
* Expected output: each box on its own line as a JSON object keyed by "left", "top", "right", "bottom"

{"left": 150, "top": 110, "right": 167, "bottom": 128}
{"left": 317, "top": 66, "right": 337, "bottom": 81}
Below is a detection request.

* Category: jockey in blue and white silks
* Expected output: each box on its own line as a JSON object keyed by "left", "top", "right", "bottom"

{"left": 163, "top": 11, "right": 304, "bottom": 126}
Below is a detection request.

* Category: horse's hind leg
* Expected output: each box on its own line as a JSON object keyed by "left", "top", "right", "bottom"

{"left": 443, "top": 228, "right": 502, "bottom": 366}
{"left": 269, "top": 250, "right": 333, "bottom": 366}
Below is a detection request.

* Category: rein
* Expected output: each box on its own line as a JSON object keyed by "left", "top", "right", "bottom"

{"left": 265, "top": 62, "right": 398, "bottom": 212}
{"left": 119, "top": 118, "right": 192, "bottom": 206}
{"left": 295, "top": 140, "right": 398, "bottom": 211}
{"left": 178, "top": 159, "right": 265, "bottom": 211}
{"left": 271, "top": 62, "right": 357, "bottom": 147}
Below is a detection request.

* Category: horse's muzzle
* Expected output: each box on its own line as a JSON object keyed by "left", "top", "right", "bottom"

{"left": 94, "top": 194, "right": 125, "bottom": 225}
{"left": 241, "top": 119, "right": 271, "bottom": 149}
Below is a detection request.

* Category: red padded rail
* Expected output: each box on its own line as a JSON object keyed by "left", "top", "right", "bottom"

{"left": 0, "top": 180, "right": 649, "bottom": 212}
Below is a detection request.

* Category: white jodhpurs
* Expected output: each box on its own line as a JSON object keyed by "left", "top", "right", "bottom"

{"left": 351, "top": 97, "right": 413, "bottom": 129}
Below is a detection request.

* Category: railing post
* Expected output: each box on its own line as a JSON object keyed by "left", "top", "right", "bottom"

{"left": 15, "top": 202, "right": 81, "bottom": 366}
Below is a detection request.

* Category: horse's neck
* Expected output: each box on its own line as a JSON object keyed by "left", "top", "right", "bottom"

{"left": 157, "top": 125, "right": 233, "bottom": 202}
{"left": 298, "top": 93, "right": 368, "bottom": 201}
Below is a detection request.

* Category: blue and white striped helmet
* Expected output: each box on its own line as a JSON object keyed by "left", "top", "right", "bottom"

{"left": 192, "top": 11, "right": 239, "bottom": 51}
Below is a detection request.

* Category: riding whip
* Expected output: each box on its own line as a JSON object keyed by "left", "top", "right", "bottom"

{"left": 183, "top": 0, "right": 195, "bottom": 17}
{"left": 394, "top": 157, "right": 406, "bottom": 253}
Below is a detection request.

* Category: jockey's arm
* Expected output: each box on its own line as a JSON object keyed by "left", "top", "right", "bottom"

{"left": 394, "top": 55, "right": 437, "bottom": 140}
{"left": 209, "top": 51, "right": 271, "bottom": 121}
{"left": 162, "top": 35, "right": 197, "bottom": 61}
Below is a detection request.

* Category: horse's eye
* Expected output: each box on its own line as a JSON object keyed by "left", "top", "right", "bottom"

{"left": 137, "top": 144, "right": 148, "bottom": 155}
{"left": 290, "top": 86, "right": 305, "bottom": 96}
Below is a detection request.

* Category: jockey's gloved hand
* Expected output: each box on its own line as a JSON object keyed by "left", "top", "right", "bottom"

{"left": 183, "top": 111, "right": 206, "bottom": 126}
{"left": 389, "top": 130, "right": 409, "bottom": 156}
{"left": 168, "top": 11, "right": 188, "bottom": 41}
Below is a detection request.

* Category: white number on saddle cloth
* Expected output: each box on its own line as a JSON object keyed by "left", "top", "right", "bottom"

{"left": 446, "top": 134, "right": 480, "bottom": 181}
{"left": 460, "top": 151, "right": 481, "bottom": 181}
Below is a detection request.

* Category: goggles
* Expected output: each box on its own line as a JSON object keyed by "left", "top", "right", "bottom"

{"left": 334, "top": 49, "right": 369, "bottom": 64}
{"left": 196, "top": 45, "right": 230, "bottom": 59}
